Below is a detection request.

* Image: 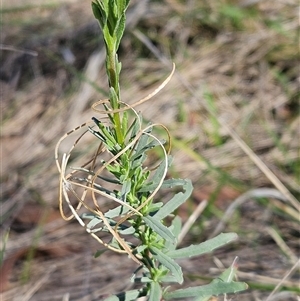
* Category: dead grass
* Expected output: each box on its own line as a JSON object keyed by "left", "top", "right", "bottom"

{"left": 1, "top": 0, "right": 299, "bottom": 300}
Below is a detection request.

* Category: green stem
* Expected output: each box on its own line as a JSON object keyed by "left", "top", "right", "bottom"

{"left": 107, "top": 53, "right": 119, "bottom": 96}
{"left": 107, "top": 50, "right": 123, "bottom": 145}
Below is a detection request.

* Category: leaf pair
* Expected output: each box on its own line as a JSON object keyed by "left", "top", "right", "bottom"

{"left": 92, "top": 0, "right": 130, "bottom": 51}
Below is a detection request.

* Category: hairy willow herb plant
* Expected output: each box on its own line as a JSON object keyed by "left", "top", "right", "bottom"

{"left": 55, "top": 1, "right": 248, "bottom": 300}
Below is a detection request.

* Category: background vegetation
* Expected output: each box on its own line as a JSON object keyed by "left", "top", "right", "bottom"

{"left": 1, "top": 0, "right": 299, "bottom": 300}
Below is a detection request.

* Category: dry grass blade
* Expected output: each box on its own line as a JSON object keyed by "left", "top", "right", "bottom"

{"left": 20, "top": 265, "right": 57, "bottom": 301}
{"left": 265, "top": 259, "right": 300, "bottom": 301}
{"left": 178, "top": 200, "right": 208, "bottom": 245}
{"left": 214, "top": 123, "right": 299, "bottom": 211}
{"left": 210, "top": 188, "right": 290, "bottom": 238}
{"left": 268, "top": 198, "right": 299, "bottom": 220}
{"left": 266, "top": 227, "right": 298, "bottom": 264}
{"left": 0, "top": 44, "right": 38, "bottom": 56}
{"left": 233, "top": 270, "right": 300, "bottom": 289}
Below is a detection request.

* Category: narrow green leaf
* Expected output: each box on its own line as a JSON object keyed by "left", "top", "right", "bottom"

{"left": 162, "top": 178, "right": 189, "bottom": 188}
{"left": 115, "top": 13, "right": 126, "bottom": 50}
{"left": 147, "top": 202, "right": 164, "bottom": 214}
{"left": 118, "top": 225, "right": 135, "bottom": 235}
{"left": 131, "top": 138, "right": 163, "bottom": 162}
{"left": 105, "top": 205, "right": 130, "bottom": 218}
{"left": 133, "top": 131, "right": 151, "bottom": 156}
{"left": 121, "top": 179, "right": 131, "bottom": 202}
{"left": 117, "top": 60, "right": 122, "bottom": 75}
{"left": 134, "top": 245, "right": 148, "bottom": 259}
{"left": 109, "top": 86, "right": 119, "bottom": 110}
{"left": 94, "top": 249, "right": 107, "bottom": 258}
{"left": 139, "top": 157, "right": 173, "bottom": 193}
{"left": 88, "top": 126, "right": 106, "bottom": 143}
{"left": 164, "top": 281, "right": 248, "bottom": 299}
{"left": 193, "top": 296, "right": 211, "bottom": 301}
{"left": 121, "top": 110, "right": 128, "bottom": 138}
{"left": 170, "top": 216, "right": 182, "bottom": 239}
{"left": 193, "top": 258, "right": 241, "bottom": 301}
{"left": 81, "top": 212, "right": 97, "bottom": 220}
{"left": 149, "top": 281, "right": 162, "bottom": 301}
{"left": 165, "top": 216, "right": 182, "bottom": 251}
{"left": 91, "top": 0, "right": 106, "bottom": 29}
{"left": 142, "top": 216, "right": 175, "bottom": 242}
{"left": 150, "top": 246, "right": 183, "bottom": 284}
{"left": 218, "top": 257, "right": 239, "bottom": 283}
{"left": 154, "top": 179, "right": 193, "bottom": 220}
{"left": 140, "top": 177, "right": 185, "bottom": 193}
{"left": 160, "top": 275, "right": 179, "bottom": 283}
{"left": 103, "top": 288, "right": 147, "bottom": 301}
{"left": 117, "top": 0, "right": 130, "bottom": 16}
{"left": 105, "top": 1, "right": 117, "bottom": 36}
{"left": 86, "top": 216, "right": 103, "bottom": 232}
{"left": 125, "top": 118, "right": 138, "bottom": 141}
{"left": 149, "top": 155, "right": 171, "bottom": 185}
{"left": 166, "top": 233, "right": 238, "bottom": 259}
